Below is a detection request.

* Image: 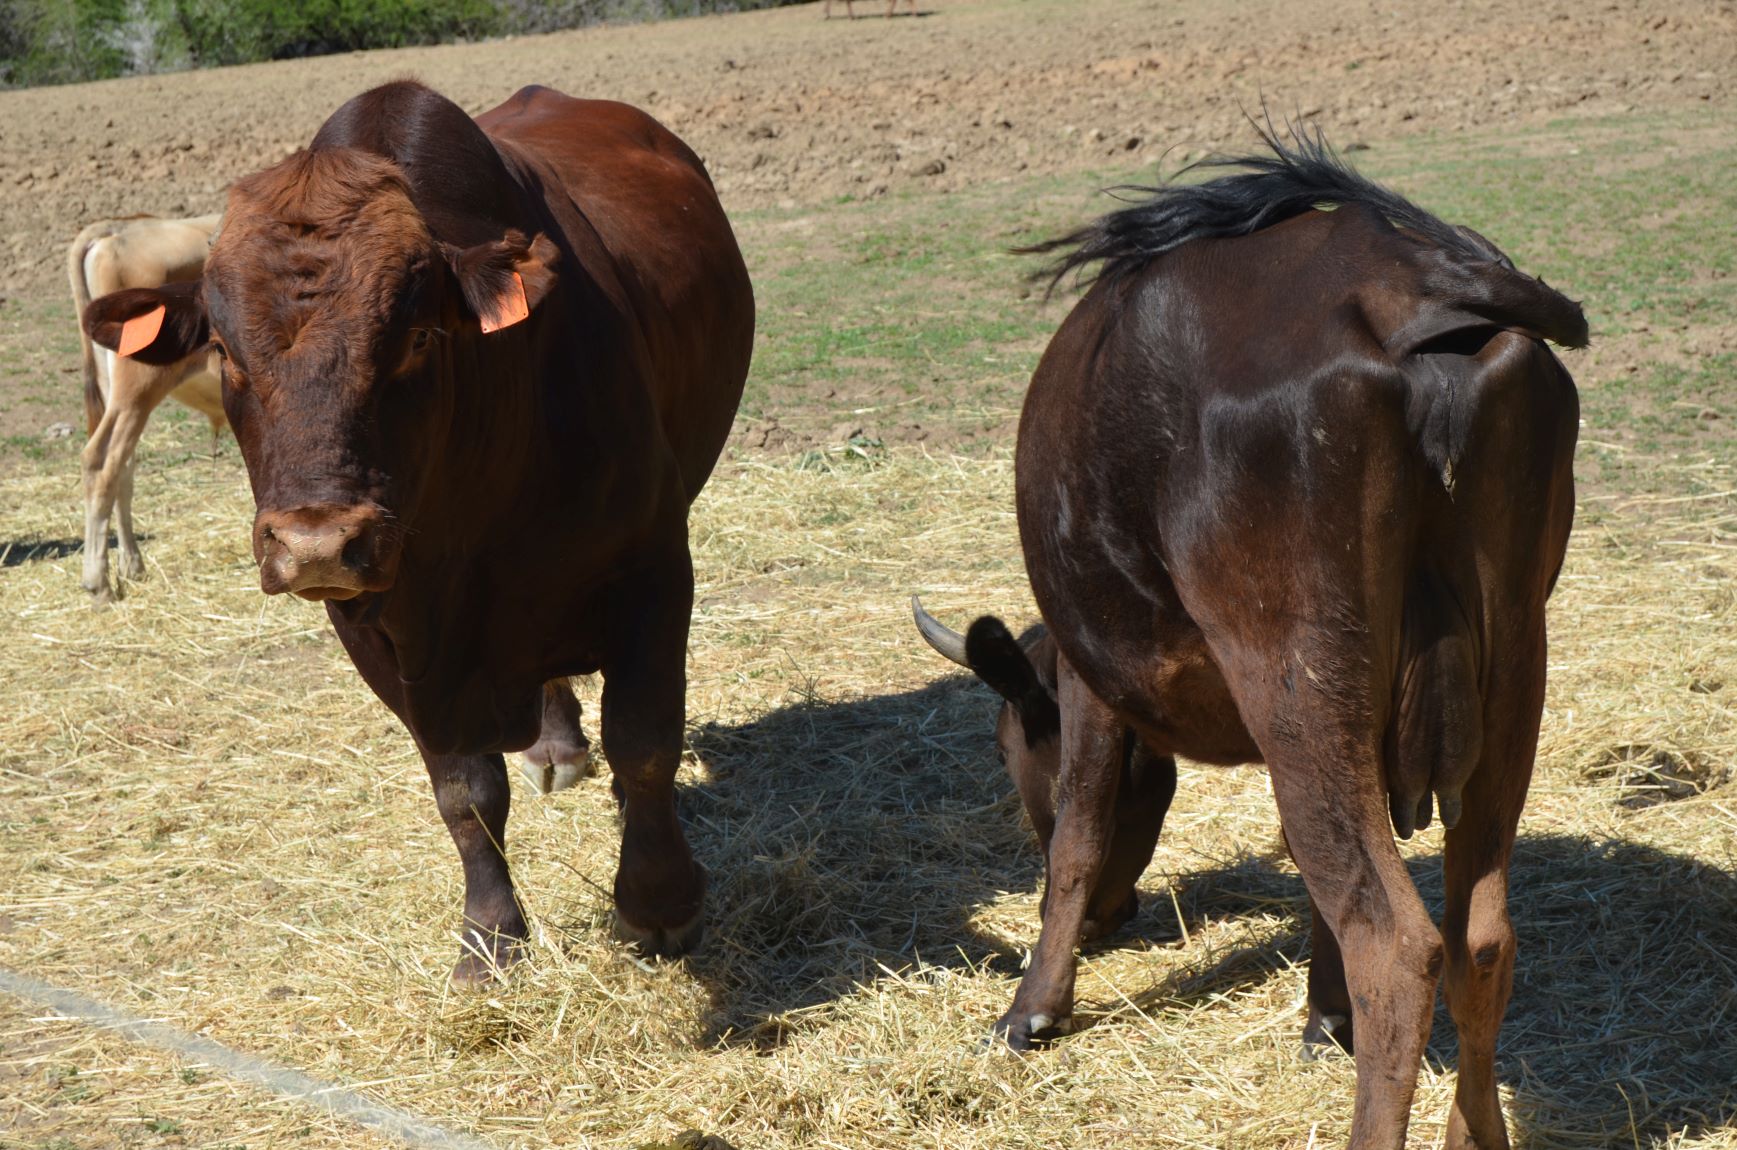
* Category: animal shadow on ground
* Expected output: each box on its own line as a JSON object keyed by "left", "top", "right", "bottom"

{"left": 1, "top": 534, "right": 156, "bottom": 568}
{"left": 1, "top": 537, "right": 86, "bottom": 567}
{"left": 674, "top": 675, "right": 1737, "bottom": 1144}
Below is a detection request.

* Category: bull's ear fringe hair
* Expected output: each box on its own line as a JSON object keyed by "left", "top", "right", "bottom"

{"left": 1017, "top": 107, "right": 1507, "bottom": 299}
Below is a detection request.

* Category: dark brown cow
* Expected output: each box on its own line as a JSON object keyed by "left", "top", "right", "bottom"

{"left": 85, "top": 80, "right": 754, "bottom": 982}
{"left": 915, "top": 132, "right": 1584, "bottom": 1150}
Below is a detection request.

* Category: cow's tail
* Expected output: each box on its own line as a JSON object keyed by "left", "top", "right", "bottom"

{"left": 68, "top": 220, "right": 123, "bottom": 437}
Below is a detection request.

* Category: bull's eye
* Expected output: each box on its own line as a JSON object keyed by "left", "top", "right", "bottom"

{"left": 211, "top": 341, "right": 228, "bottom": 362}
{"left": 411, "top": 328, "right": 432, "bottom": 353}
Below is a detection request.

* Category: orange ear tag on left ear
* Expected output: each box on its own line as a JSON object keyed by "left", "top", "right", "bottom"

{"left": 118, "top": 304, "right": 166, "bottom": 357}
{"left": 478, "top": 272, "right": 530, "bottom": 334}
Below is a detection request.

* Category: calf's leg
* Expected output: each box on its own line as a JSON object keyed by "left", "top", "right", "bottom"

{"left": 80, "top": 407, "right": 119, "bottom": 600}
{"left": 602, "top": 555, "right": 706, "bottom": 956}
{"left": 995, "top": 657, "right": 1123, "bottom": 1048}
{"left": 115, "top": 451, "right": 143, "bottom": 581}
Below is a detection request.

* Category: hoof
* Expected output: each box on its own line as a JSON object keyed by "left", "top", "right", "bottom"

{"left": 989, "top": 1009, "right": 1072, "bottom": 1051}
{"left": 448, "top": 928, "right": 527, "bottom": 989}
{"left": 1301, "top": 1009, "right": 1354, "bottom": 1060}
{"left": 1081, "top": 890, "right": 1138, "bottom": 943}
{"left": 519, "top": 741, "right": 592, "bottom": 794}
{"left": 119, "top": 555, "right": 146, "bottom": 582}
{"left": 614, "top": 905, "right": 705, "bottom": 959}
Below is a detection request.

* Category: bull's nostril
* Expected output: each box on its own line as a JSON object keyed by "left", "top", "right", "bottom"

{"left": 261, "top": 525, "right": 276, "bottom": 542}
{"left": 341, "top": 532, "right": 371, "bottom": 571}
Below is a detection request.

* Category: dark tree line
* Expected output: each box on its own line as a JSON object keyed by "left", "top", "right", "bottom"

{"left": 1, "top": 0, "right": 802, "bottom": 87}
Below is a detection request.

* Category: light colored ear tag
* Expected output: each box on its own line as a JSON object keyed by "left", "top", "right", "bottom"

{"left": 478, "top": 271, "right": 530, "bottom": 334}
{"left": 118, "top": 304, "right": 166, "bottom": 357}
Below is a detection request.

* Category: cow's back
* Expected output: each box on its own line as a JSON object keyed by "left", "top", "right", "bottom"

{"left": 1016, "top": 205, "right": 1578, "bottom": 772}
{"left": 85, "top": 215, "right": 221, "bottom": 295}
{"left": 478, "top": 88, "right": 754, "bottom": 504}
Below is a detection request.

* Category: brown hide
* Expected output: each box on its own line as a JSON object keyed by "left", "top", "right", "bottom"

{"left": 964, "top": 139, "right": 1579, "bottom": 1150}
{"left": 83, "top": 81, "right": 754, "bottom": 974}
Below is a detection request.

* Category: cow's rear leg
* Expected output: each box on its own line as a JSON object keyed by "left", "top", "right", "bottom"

{"left": 995, "top": 657, "right": 1122, "bottom": 1048}
{"left": 1267, "top": 729, "right": 1442, "bottom": 1149}
{"left": 425, "top": 750, "right": 528, "bottom": 987}
{"left": 602, "top": 555, "right": 705, "bottom": 957}
{"left": 1441, "top": 642, "right": 1542, "bottom": 1150}
{"left": 519, "top": 678, "right": 592, "bottom": 793}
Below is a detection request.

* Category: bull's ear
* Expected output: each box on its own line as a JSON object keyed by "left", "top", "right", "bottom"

{"left": 965, "top": 616, "right": 1061, "bottom": 745}
{"left": 84, "top": 282, "right": 209, "bottom": 365}
{"left": 445, "top": 230, "right": 559, "bottom": 334}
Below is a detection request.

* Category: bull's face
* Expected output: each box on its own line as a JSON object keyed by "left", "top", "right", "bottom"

{"left": 83, "top": 147, "right": 557, "bottom": 603}
{"left": 910, "top": 598, "right": 1063, "bottom": 804}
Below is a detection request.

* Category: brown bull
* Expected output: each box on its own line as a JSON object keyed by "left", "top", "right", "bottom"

{"left": 86, "top": 80, "right": 754, "bottom": 981}
{"left": 69, "top": 214, "right": 225, "bottom": 601}
{"left": 915, "top": 132, "right": 1584, "bottom": 1150}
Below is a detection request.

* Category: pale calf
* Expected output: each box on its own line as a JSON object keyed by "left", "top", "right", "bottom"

{"left": 69, "top": 214, "right": 224, "bottom": 602}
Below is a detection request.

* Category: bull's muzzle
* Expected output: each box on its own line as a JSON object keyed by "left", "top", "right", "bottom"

{"left": 253, "top": 504, "right": 396, "bottom": 600}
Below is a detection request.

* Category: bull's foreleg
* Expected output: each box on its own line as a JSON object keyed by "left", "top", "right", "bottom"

{"left": 425, "top": 750, "right": 529, "bottom": 987}
{"left": 995, "top": 656, "right": 1122, "bottom": 1048}
{"left": 601, "top": 553, "right": 705, "bottom": 957}
{"left": 519, "top": 677, "right": 592, "bottom": 793}
{"left": 1440, "top": 637, "right": 1542, "bottom": 1150}
{"left": 328, "top": 615, "right": 528, "bottom": 987}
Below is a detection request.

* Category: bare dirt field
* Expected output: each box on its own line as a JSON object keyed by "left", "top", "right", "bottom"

{"left": 1, "top": 1, "right": 1734, "bottom": 1149}
{"left": 1, "top": 0, "right": 1734, "bottom": 447}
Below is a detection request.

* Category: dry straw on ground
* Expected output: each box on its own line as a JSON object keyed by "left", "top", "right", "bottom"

{"left": 1, "top": 421, "right": 1734, "bottom": 1149}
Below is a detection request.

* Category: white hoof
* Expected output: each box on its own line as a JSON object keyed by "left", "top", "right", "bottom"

{"left": 519, "top": 748, "right": 591, "bottom": 794}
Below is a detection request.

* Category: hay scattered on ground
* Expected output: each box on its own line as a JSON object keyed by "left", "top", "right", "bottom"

{"left": 1, "top": 410, "right": 1733, "bottom": 1149}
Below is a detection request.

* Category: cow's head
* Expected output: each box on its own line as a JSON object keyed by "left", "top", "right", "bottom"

{"left": 910, "top": 597, "right": 1062, "bottom": 789}
{"left": 84, "top": 94, "right": 557, "bottom": 603}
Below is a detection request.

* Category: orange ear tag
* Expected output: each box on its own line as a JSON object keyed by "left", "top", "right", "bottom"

{"left": 117, "top": 304, "right": 166, "bottom": 357}
{"left": 478, "top": 272, "right": 530, "bottom": 334}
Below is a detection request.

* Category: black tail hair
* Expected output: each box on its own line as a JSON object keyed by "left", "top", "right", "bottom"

{"left": 1026, "top": 121, "right": 1503, "bottom": 291}
{"left": 1021, "top": 120, "right": 1588, "bottom": 348}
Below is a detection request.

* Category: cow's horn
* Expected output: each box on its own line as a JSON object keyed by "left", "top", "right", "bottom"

{"left": 911, "top": 595, "right": 970, "bottom": 668}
